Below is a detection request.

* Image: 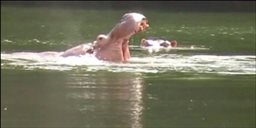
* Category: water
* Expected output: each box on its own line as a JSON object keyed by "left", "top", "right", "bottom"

{"left": 1, "top": 6, "right": 255, "bottom": 128}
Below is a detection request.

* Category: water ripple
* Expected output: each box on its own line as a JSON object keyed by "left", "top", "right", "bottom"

{"left": 1, "top": 52, "right": 255, "bottom": 75}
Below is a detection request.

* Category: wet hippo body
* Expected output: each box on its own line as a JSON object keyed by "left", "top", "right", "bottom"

{"left": 36, "top": 12, "right": 149, "bottom": 63}
{"left": 60, "top": 44, "right": 94, "bottom": 57}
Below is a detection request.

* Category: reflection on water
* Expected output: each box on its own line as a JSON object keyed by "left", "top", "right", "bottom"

{"left": 1, "top": 70, "right": 145, "bottom": 128}
{"left": 66, "top": 72, "right": 144, "bottom": 128}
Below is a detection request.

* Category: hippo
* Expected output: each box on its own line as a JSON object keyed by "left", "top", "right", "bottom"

{"left": 140, "top": 37, "right": 177, "bottom": 48}
{"left": 14, "top": 12, "right": 149, "bottom": 63}
{"left": 59, "top": 34, "right": 108, "bottom": 57}
{"left": 61, "top": 12, "right": 149, "bottom": 62}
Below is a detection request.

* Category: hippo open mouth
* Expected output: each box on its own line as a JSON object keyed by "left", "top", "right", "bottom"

{"left": 93, "top": 12, "right": 149, "bottom": 62}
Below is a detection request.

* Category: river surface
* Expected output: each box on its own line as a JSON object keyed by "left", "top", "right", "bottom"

{"left": 1, "top": 6, "right": 255, "bottom": 128}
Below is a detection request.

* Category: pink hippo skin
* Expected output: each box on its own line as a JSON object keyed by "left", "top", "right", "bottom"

{"left": 94, "top": 13, "right": 149, "bottom": 62}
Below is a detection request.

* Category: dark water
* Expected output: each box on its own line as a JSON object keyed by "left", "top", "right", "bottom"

{"left": 1, "top": 6, "right": 256, "bottom": 128}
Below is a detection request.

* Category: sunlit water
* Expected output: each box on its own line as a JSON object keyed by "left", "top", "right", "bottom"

{"left": 1, "top": 45, "right": 255, "bottom": 75}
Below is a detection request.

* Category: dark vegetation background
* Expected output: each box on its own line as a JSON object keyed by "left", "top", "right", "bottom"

{"left": 1, "top": 1, "right": 255, "bottom": 12}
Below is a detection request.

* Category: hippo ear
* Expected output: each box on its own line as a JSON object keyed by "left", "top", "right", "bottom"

{"left": 141, "top": 38, "right": 146, "bottom": 43}
{"left": 170, "top": 40, "right": 177, "bottom": 47}
{"left": 140, "top": 38, "right": 146, "bottom": 46}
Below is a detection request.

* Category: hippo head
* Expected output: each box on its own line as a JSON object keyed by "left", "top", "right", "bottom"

{"left": 108, "top": 12, "right": 149, "bottom": 40}
{"left": 95, "top": 12, "right": 149, "bottom": 62}
{"left": 123, "top": 13, "right": 149, "bottom": 33}
{"left": 159, "top": 40, "right": 177, "bottom": 48}
{"left": 140, "top": 38, "right": 178, "bottom": 48}
{"left": 140, "top": 38, "right": 152, "bottom": 47}
{"left": 92, "top": 34, "right": 108, "bottom": 49}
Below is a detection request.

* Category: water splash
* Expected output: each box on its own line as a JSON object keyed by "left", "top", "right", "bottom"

{"left": 1, "top": 50, "right": 255, "bottom": 75}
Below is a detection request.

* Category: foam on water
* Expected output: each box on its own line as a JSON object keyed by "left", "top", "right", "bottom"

{"left": 1, "top": 51, "right": 255, "bottom": 75}
{"left": 139, "top": 45, "right": 209, "bottom": 53}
